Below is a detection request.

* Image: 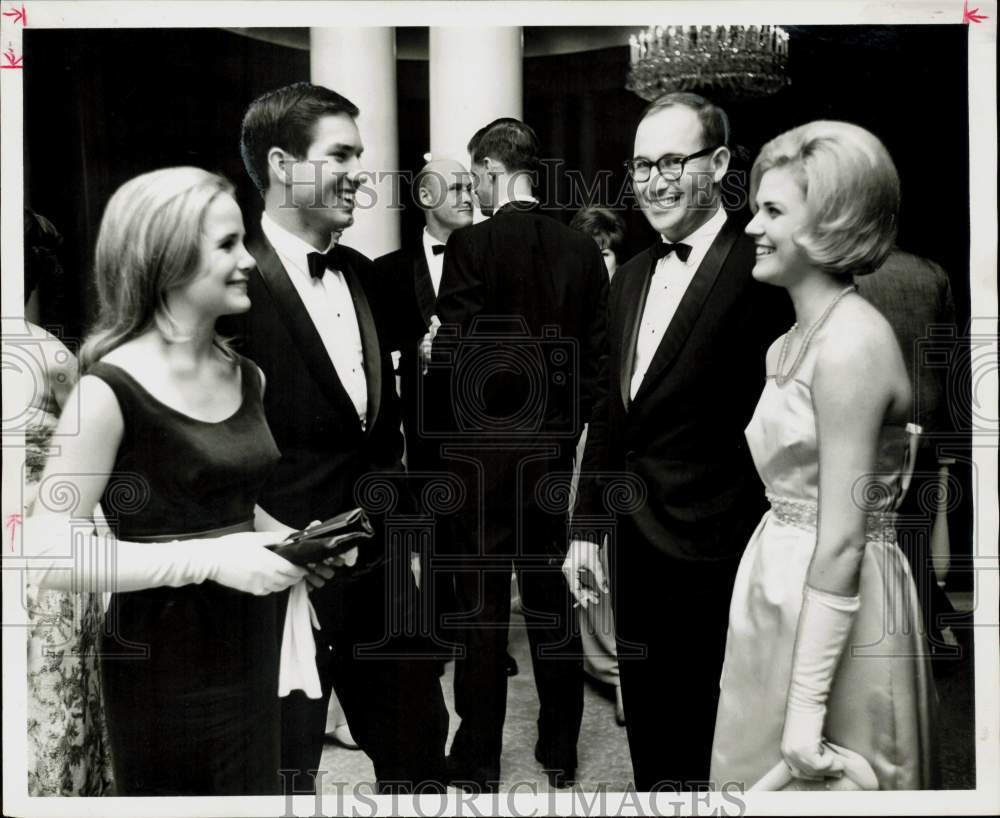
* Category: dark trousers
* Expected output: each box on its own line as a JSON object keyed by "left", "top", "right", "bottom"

{"left": 611, "top": 521, "right": 740, "bottom": 791}
{"left": 894, "top": 449, "right": 961, "bottom": 658}
{"left": 446, "top": 507, "right": 584, "bottom": 783}
{"left": 279, "top": 552, "right": 449, "bottom": 795}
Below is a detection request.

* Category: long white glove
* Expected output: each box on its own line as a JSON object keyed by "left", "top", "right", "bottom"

{"left": 782, "top": 584, "right": 860, "bottom": 779}
{"left": 26, "top": 516, "right": 305, "bottom": 595}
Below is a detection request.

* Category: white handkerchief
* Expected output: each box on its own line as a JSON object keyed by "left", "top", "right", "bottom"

{"left": 278, "top": 579, "right": 322, "bottom": 699}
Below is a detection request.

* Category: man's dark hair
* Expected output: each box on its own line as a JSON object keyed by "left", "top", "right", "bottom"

{"left": 640, "top": 91, "right": 731, "bottom": 150}
{"left": 467, "top": 117, "right": 541, "bottom": 174}
{"left": 569, "top": 206, "right": 626, "bottom": 253}
{"left": 240, "top": 82, "right": 360, "bottom": 195}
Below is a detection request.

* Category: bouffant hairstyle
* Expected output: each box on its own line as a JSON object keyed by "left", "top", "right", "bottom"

{"left": 749, "top": 120, "right": 899, "bottom": 277}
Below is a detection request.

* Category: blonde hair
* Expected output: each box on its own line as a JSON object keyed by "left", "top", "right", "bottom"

{"left": 81, "top": 167, "right": 236, "bottom": 370}
{"left": 749, "top": 121, "right": 899, "bottom": 277}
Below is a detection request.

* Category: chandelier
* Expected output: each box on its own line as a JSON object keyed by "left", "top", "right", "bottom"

{"left": 627, "top": 25, "right": 790, "bottom": 101}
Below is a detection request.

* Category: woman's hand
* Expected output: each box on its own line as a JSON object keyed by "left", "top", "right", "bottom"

{"left": 204, "top": 532, "right": 308, "bottom": 595}
{"left": 781, "top": 720, "right": 845, "bottom": 780}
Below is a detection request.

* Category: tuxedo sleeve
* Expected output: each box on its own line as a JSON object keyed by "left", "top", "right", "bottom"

{"left": 362, "top": 272, "right": 416, "bottom": 518}
{"left": 571, "top": 246, "right": 612, "bottom": 534}
{"left": 428, "top": 228, "right": 484, "bottom": 435}
{"left": 372, "top": 253, "right": 430, "bottom": 355}
{"left": 434, "top": 227, "right": 485, "bottom": 334}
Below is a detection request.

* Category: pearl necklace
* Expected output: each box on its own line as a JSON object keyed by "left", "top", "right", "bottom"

{"left": 775, "top": 284, "right": 857, "bottom": 386}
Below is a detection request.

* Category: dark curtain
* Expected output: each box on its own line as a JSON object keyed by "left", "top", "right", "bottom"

{"left": 24, "top": 27, "right": 310, "bottom": 343}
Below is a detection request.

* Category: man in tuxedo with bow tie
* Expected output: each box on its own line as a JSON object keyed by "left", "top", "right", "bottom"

{"left": 563, "top": 93, "right": 789, "bottom": 789}
{"left": 232, "top": 82, "right": 448, "bottom": 794}
{"left": 373, "top": 158, "right": 474, "bottom": 669}
{"left": 430, "top": 118, "right": 610, "bottom": 791}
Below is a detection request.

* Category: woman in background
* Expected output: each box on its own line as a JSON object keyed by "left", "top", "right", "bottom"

{"left": 710, "top": 122, "right": 936, "bottom": 790}
{"left": 23, "top": 209, "right": 114, "bottom": 796}
{"left": 569, "top": 206, "right": 625, "bottom": 280}
{"left": 28, "top": 167, "right": 312, "bottom": 795}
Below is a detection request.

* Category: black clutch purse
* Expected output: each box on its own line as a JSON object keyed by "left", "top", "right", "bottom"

{"left": 267, "top": 508, "right": 374, "bottom": 566}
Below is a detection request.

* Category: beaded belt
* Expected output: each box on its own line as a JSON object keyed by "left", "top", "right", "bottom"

{"left": 766, "top": 492, "right": 897, "bottom": 543}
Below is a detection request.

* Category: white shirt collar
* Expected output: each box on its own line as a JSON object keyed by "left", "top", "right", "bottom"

{"left": 261, "top": 212, "right": 338, "bottom": 278}
{"left": 422, "top": 226, "right": 446, "bottom": 253}
{"left": 492, "top": 192, "right": 539, "bottom": 211}
{"left": 660, "top": 205, "right": 728, "bottom": 262}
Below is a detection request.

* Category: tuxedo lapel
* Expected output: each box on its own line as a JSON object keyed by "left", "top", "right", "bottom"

{"left": 631, "top": 217, "right": 743, "bottom": 406}
{"left": 412, "top": 248, "right": 437, "bottom": 325}
{"left": 618, "top": 254, "right": 655, "bottom": 411}
{"left": 342, "top": 262, "right": 382, "bottom": 433}
{"left": 250, "top": 236, "right": 364, "bottom": 429}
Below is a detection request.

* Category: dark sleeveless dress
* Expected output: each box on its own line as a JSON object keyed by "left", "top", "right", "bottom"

{"left": 89, "top": 356, "right": 284, "bottom": 795}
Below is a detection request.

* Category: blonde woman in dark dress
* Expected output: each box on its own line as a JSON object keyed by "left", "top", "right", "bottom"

{"left": 27, "top": 167, "right": 318, "bottom": 795}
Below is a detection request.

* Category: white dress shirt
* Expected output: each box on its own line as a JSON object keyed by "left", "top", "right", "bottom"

{"left": 422, "top": 227, "right": 446, "bottom": 297}
{"left": 630, "top": 206, "right": 729, "bottom": 400}
{"left": 261, "top": 213, "right": 367, "bottom": 427}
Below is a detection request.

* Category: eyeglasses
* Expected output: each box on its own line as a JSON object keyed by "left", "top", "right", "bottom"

{"left": 624, "top": 145, "right": 723, "bottom": 182}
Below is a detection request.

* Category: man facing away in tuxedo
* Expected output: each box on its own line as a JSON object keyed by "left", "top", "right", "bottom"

{"left": 563, "top": 92, "right": 789, "bottom": 790}
{"left": 429, "top": 118, "right": 611, "bottom": 791}
{"left": 373, "top": 158, "right": 474, "bottom": 668}
{"left": 232, "top": 82, "right": 448, "bottom": 794}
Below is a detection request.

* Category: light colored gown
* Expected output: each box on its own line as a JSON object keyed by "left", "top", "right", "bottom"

{"left": 710, "top": 339, "right": 937, "bottom": 791}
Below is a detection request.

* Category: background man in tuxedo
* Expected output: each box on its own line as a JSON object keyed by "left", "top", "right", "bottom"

{"left": 857, "top": 249, "right": 963, "bottom": 667}
{"left": 431, "top": 118, "right": 610, "bottom": 791}
{"left": 564, "top": 92, "right": 789, "bottom": 789}
{"left": 233, "top": 82, "right": 448, "bottom": 794}
{"left": 374, "top": 158, "right": 474, "bottom": 668}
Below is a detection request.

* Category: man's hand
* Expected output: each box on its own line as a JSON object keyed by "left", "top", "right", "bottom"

{"left": 561, "top": 538, "right": 608, "bottom": 608}
{"left": 420, "top": 315, "right": 442, "bottom": 375}
{"left": 297, "top": 519, "right": 359, "bottom": 591}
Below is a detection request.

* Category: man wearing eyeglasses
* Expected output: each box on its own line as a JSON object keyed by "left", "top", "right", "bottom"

{"left": 563, "top": 92, "right": 789, "bottom": 790}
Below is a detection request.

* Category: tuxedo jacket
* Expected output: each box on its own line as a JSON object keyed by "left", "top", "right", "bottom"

{"left": 431, "top": 200, "right": 611, "bottom": 547}
{"left": 856, "top": 249, "right": 956, "bottom": 437}
{"left": 225, "top": 232, "right": 410, "bottom": 633}
{"left": 372, "top": 241, "right": 440, "bottom": 471}
{"left": 587, "top": 214, "right": 790, "bottom": 562}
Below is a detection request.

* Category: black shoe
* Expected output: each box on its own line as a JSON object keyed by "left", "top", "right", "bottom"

{"left": 505, "top": 652, "right": 519, "bottom": 677}
{"left": 534, "top": 740, "right": 576, "bottom": 789}
{"left": 445, "top": 755, "right": 499, "bottom": 794}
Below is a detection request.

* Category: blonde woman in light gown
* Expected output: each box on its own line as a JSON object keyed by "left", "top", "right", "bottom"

{"left": 710, "top": 121, "right": 937, "bottom": 791}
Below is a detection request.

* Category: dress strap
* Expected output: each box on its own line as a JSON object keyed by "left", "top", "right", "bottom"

{"left": 236, "top": 354, "right": 264, "bottom": 399}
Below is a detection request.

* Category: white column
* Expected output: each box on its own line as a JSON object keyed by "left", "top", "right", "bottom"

{"left": 429, "top": 28, "right": 523, "bottom": 167}
{"left": 310, "top": 27, "right": 400, "bottom": 259}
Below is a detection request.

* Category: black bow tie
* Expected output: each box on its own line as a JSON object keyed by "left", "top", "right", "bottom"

{"left": 306, "top": 247, "right": 346, "bottom": 280}
{"left": 431, "top": 244, "right": 446, "bottom": 256}
{"left": 650, "top": 241, "right": 693, "bottom": 263}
